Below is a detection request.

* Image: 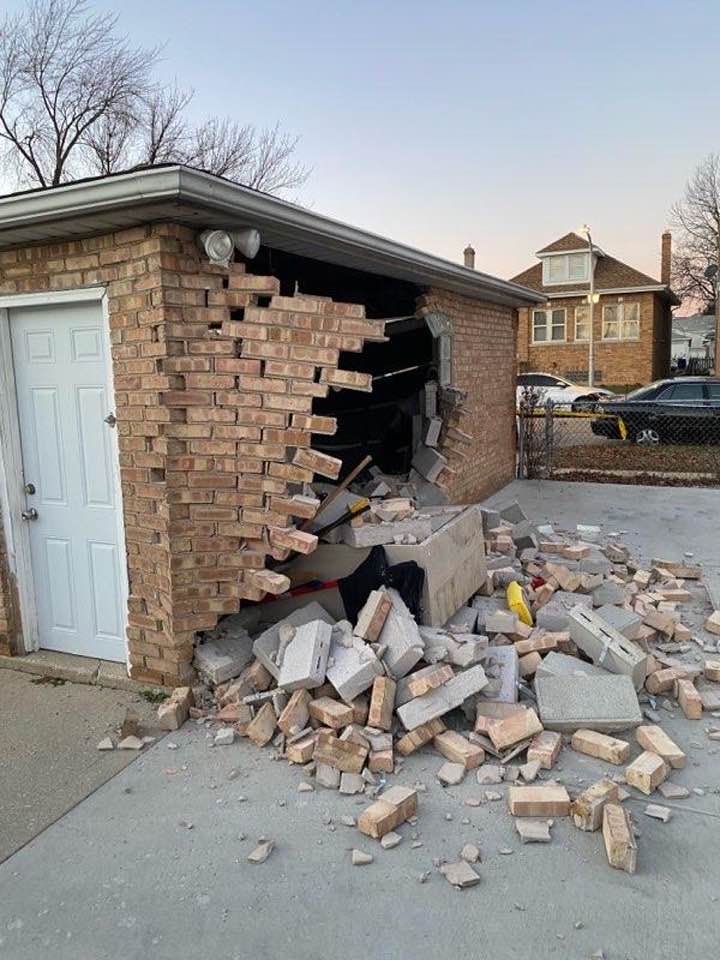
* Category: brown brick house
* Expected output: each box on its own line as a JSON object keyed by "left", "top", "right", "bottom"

{"left": 512, "top": 231, "right": 679, "bottom": 387}
{"left": 0, "top": 165, "right": 540, "bottom": 684}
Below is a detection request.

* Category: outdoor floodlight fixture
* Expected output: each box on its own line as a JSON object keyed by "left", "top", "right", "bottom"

{"left": 198, "top": 229, "right": 235, "bottom": 267}
{"left": 233, "top": 227, "right": 262, "bottom": 260}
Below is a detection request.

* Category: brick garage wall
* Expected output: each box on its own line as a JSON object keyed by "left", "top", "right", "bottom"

{"left": 0, "top": 224, "right": 381, "bottom": 684}
{"left": 517, "top": 292, "right": 669, "bottom": 387}
{"left": 418, "top": 289, "right": 518, "bottom": 502}
{"left": 0, "top": 515, "right": 20, "bottom": 655}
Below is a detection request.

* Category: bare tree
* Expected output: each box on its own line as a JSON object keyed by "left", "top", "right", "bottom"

{"left": 0, "top": 0, "right": 156, "bottom": 186}
{"left": 670, "top": 153, "right": 720, "bottom": 312}
{"left": 0, "top": 0, "right": 309, "bottom": 194}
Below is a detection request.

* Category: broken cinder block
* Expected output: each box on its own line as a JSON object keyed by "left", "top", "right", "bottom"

{"left": 567, "top": 605, "right": 648, "bottom": 689}
{"left": 277, "top": 620, "right": 332, "bottom": 691}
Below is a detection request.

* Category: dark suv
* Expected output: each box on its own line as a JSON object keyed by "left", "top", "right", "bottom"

{"left": 591, "top": 377, "right": 720, "bottom": 444}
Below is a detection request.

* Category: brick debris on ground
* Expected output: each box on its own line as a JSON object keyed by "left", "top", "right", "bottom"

{"left": 99, "top": 494, "right": 720, "bottom": 886}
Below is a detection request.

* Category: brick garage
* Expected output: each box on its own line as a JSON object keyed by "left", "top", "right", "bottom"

{"left": 0, "top": 166, "right": 539, "bottom": 684}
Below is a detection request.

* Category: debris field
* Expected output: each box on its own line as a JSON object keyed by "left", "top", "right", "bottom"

{"left": 102, "top": 495, "right": 720, "bottom": 887}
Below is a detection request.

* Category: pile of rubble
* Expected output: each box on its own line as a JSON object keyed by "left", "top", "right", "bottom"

{"left": 157, "top": 500, "right": 720, "bottom": 885}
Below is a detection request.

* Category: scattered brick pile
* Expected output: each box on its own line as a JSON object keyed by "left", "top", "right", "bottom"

{"left": 155, "top": 498, "right": 720, "bottom": 884}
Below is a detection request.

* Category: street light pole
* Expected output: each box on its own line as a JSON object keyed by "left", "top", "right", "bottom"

{"left": 587, "top": 231, "right": 595, "bottom": 388}
{"left": 715, "top": 242, "right": 720, "bottom": 376}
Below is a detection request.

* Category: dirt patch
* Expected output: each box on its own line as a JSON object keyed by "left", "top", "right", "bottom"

{"left": 552, "top": 442, "right": 720, "bottom": 485}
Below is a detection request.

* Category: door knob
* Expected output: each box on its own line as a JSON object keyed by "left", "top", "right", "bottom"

{"left": 21, "top": 508, "right": 38, "bottom": 521}
{"left": 104, "top": 413, "right": 117, "bottom": 427}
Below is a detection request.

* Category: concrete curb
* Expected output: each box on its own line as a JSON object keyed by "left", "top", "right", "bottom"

{"left": 0, "top": 651, "right": 170, "bottom": 694}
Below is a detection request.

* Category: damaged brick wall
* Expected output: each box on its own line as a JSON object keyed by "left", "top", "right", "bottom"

{"left": 418, "top": 290, "right": 517, "bottom": 502}
{"left": 0, "top": 225, "right": 384, "bottom": 683}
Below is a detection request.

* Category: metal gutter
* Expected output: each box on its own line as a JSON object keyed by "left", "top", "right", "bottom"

{"left": 0, "top": 166, "right": 543, "bottom": 307}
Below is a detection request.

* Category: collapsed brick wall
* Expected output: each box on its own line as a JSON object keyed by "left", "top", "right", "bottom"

{"left": 0, "top": 224, "right": 383, "bottom": 684}
{"left": 418, "top": 290, "right": 518, "bottom": 502}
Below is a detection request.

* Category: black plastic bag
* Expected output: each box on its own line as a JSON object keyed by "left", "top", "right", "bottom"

{"left": 338, "top": 545, "right": 425, "bottom": 623}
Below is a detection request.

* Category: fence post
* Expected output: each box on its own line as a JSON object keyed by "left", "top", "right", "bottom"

{"left": 544, "top": 399, "right": 554, "bottom": 477}
{"left": 517, "top": 409, "right": 525, "bottom": 479}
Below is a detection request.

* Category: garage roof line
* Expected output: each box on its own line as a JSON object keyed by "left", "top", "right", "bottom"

{"left": 0, "top": 165, "right": 542, "bottom": 307}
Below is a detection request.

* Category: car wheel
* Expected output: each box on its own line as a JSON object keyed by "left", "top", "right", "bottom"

{"left": 633, "top": 427, "right": 661, "bottom": 445}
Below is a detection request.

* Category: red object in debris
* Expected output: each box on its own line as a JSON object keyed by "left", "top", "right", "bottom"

{"left": 531, "top": 576, "right": 546, "bottom": 590}
{"left": 259, "top": 579, "right": 338, "bottom": 604}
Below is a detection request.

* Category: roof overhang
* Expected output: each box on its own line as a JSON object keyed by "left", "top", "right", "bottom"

{"left": 535, "top": 246, "right": 605, "bottom": 258}
{"left": 541, "top": 284, "right": 681, "bottom": 306}
{"left": 0, "top": 166, "right": 543, "bottom": 307}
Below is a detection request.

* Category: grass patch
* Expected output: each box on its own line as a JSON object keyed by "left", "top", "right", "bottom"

{"left": 138, "top": 688, "right": 168, "bottom": 704}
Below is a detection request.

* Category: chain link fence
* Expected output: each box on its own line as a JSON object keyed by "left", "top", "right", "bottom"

{"left": 517, "top": 392, "right": 720, "bottom": 486}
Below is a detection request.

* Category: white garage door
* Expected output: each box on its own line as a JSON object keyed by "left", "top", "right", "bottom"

{"left": 10, "top": 301, "right": 127, "bottom": 662}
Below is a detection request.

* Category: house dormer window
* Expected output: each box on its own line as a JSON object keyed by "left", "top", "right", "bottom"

{"left": 542, "top": 252, "right": 589, "bottom": 285}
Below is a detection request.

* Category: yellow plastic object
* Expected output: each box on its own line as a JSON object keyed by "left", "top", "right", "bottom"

{"left": 506, "top": 581, "right": 533, "bottom": 626}
{"left": 618, "top": 417, "right": 628, "bottom": 440}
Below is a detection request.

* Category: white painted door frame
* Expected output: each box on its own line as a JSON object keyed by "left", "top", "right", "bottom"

{"left": 0, "top": 287, "right": 129, "bottom": 663}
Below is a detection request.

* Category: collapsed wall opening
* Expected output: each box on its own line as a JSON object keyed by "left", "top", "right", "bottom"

{"left": 245, "top": 244, "right": 440, "bottom": 478}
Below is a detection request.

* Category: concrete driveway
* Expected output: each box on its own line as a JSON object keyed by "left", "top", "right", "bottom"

{"left": 0, "top": 669, "right": 159, "bottom": 863}
{"left": 0, "top": 480, "right": 718, "bottom": 959}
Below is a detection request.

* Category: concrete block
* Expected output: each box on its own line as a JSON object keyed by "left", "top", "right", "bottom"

{"left": 591, "top": 581, "right": 626, "bottom": 608}
{"left": 377, "top": 589, "right": 424, "bottom": 679}
{"left": 444, "top": 606, "right": 478, "bottom": 633}
{"left": 595, "top": 604, "right": 644, "bottom": 640}
{"left": 567, "top": 605, "right": 648, "bottom": 689}
{"left": 536, "top": 592, "right": 592, "bottom": 632}
{"left": 396, "top": 664, "right": 488, "bottom": 730}
{"left": 411, "top": 444, "right": 448, "bottom": 483}
{"left": 500, "top": 501, "right": 528, "bottom": 525}
{"left": 485, "top": 611, "right": 517, "bottom": 635}
{"left": 535, "top": 650, "right": 606, "bottom": 680}
{"left": 253, "top": 601, "right": 335, "bottom": 679}
{"left": 478, "top": 645, "right": 519, "bottom": 703}
{"left": 326, "top": 633, "right": 383, "bottom": 703}
{"left": 194, "top": 632, "right": 254, "bottom": 685}
{"left": 535, "top": 674, "right": 642, "bottom": 733}
{"left": 342, "top": 517, "right": 432, "bottom": 548}
{"left": 481, "top": 508, "right": 501, "bottom": 536}
{"left": 385, "top": 505, "right": 486, "bottom": 627}
{"left": 424, "top": 417, "right": 443, "bottom": 448}
{"left": 576, "top": 524, "right": 601, "bottom": 542}
{"left": 277, "top": 620, "right": 332, "bottom": 691}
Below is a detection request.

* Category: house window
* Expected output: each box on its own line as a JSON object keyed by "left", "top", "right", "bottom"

{"left": 532, "top": 308, "right": 566, "bottom": 343}
{"left": 542, "top": 253, "right": 589, "bottom": 285}
{"left": 575, "top": 305, "right": 590, "bottom": 342}
{"left": 602, "top": 302, "right": 640, "bottom": 340}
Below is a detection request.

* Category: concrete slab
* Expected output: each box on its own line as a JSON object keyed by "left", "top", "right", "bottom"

{"left": 535, "top": 592, "right": 591, "bottom": 632}
{"left": 385, "top": 504, "right": 486, "bottom": 627}
{"left": 0, "top": 703, "right": 717, "bottom": 960}
{"left": 535, "top": 674, "right": 643, "bottom": 732}
{"left": 0, "top": 670, "right": 159, "bottom": 863}
{"left": 534, "top": 650, "right": 606, "bottom": 680}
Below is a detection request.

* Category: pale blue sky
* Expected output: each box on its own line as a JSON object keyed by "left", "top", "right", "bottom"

{"left": 6, "top": 0, "right": 720, "bottom": 282}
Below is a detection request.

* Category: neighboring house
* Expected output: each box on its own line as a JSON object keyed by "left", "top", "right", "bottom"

{"left": 671, "top": 313, "right": 714, "bottom": 365}
{"left": 0, "top": 165, "right": 540, "bottom": 684}
{"left": 511, "top": 231, "right": 679, "bottom": 387}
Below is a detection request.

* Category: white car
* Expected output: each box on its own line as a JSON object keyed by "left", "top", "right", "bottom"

{"left": 516, "top": 373, "right": 613, "bottom": 411}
